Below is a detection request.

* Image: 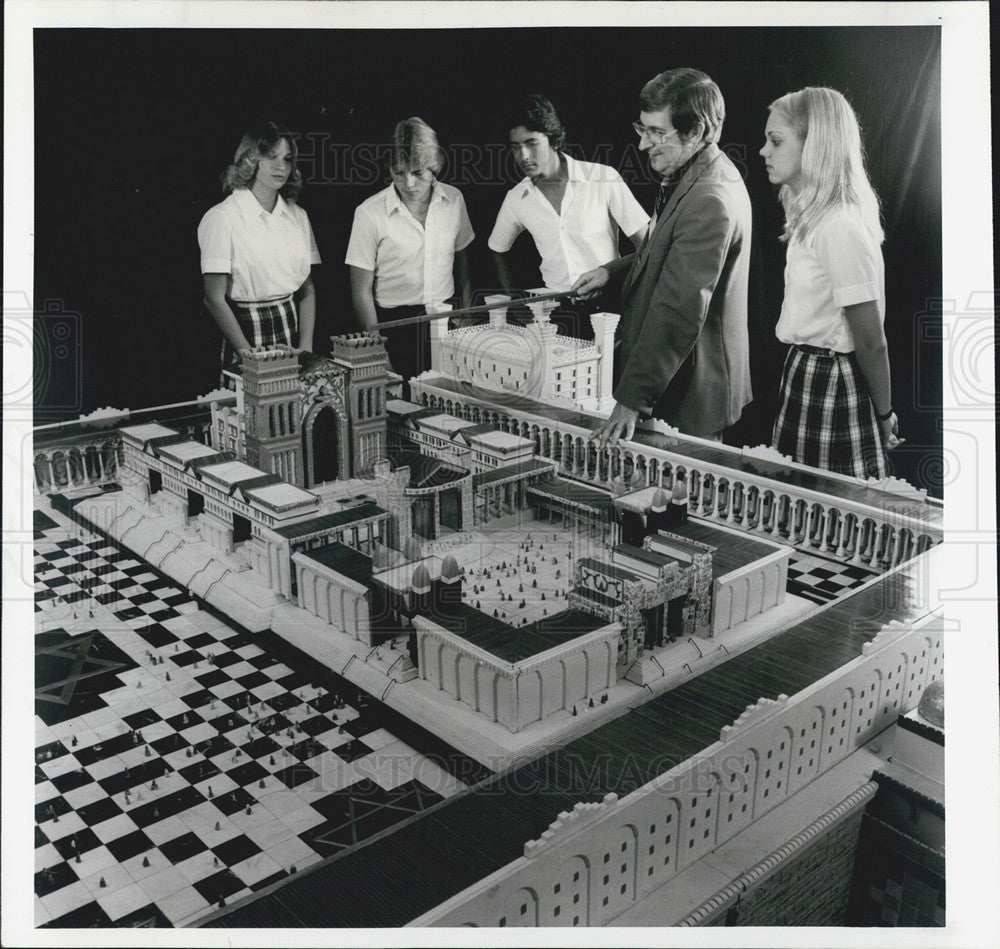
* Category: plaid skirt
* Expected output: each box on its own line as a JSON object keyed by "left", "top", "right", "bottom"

{"left": 220, "top": 295, "right": 298, "bottom": 383}
{"left": 772, "top": 345, "right": 887, "bottom": 480}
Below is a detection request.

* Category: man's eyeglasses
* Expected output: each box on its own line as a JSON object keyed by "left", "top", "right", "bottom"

{"left": 632, "top": 122, "right": 682, "bottom": 145}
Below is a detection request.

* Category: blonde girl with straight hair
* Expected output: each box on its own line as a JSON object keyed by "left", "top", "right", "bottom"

{"left": 761, "top": 87, "right": 902, "bottom": 480}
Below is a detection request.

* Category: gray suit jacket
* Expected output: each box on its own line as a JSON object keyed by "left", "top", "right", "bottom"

{"left": 605, "top": 144, "right": 753, "bottom": 436}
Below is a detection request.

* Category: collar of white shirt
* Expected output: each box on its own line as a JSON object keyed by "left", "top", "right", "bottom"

{"left": 384, "top": 179, "right": 453, "bottom": 217}
{"left": 516, "top": 153, "right": 589, "bottom": 199}
{"left": 233, "top": 187, "right": 292, "bottom": 222}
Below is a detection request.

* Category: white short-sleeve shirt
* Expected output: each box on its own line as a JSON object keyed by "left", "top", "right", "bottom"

{"left": 775, "top": 208, "right": 885, "bottom": 352}
{"left": 344, "top": 180, "right": 475, "bottom": 308}
{"left": 487, "top": 154, "right": 649, "bottom": 291}
{"left": 197, "top": 188, "right": 321, "bottom": 302}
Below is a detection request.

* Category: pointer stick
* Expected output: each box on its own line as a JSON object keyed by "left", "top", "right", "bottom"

{"left": 374, "top": 290, "right": 573, "bottom": 330}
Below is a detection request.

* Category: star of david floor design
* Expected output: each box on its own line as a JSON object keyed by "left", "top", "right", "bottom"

{"left": 36, "top": 630, "right": 139, "bottom": 726}
{"left": 33, "top": 503, "right": 476, "bottom": 927}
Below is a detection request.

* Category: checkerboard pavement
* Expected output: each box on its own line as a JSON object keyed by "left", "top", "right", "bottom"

{"left": 786, "top": 550, "right": 878, "bottom": 605}
{"left": 33, "top": 511, "right": 468, "bottom": 928}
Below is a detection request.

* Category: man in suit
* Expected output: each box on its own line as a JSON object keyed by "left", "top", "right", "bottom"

{"left": 572, "top": 68, "right": 753, "bottom": 444}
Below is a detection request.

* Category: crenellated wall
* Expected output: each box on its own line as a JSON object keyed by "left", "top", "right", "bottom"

{"left": 411, "top": 614, "right": 944, "bottom": 927}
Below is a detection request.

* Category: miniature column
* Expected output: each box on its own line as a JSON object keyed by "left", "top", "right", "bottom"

{"left": 427, "top": 302, "right": 453, "bottom": 373}
{"left": 819, "top": 508, "right": 831, "bottom": 552}
{"left": 485, "top": 294, "right": 510, "bottom": 329}
{"left": 867, "top": 523, "right": 883, "bottom": 568}
{"left": 739, "top": 485, "right": 750, "bottom": 527}
{"left": 590, "top": 312, "right": 621, "bottom": 412}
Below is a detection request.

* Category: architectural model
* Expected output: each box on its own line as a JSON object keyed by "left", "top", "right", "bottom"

{"left": 31, "top": 302, "right": 945, "bottom": 929}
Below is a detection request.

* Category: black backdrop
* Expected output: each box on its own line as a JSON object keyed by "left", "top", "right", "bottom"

{"left": 33, "top": 26, "right": 942, "bottom": 494}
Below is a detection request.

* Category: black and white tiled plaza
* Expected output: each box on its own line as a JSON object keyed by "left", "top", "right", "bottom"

{"left": 33, "top": 506, "right": 470, "bottom": 928}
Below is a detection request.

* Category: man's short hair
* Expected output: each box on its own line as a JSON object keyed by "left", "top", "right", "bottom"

{"left": 390, "top": 117, "right": 443, "bottom": 174}
{"left": 507, "top": 94, "right": 566, "bottom": 151}
{"left": 639, "top": 68, "right": 725, "bottom": 145}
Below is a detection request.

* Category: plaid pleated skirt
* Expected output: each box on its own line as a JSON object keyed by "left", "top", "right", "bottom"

{"left": 221, "top": 295, "right": 298, "bottom": 383}
{"left": 772, "top": 344, "right": 887, "bottom": 480}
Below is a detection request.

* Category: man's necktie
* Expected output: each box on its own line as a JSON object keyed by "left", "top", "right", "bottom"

{"left": 653, "top": 180, "right": 670, "bottom": 221}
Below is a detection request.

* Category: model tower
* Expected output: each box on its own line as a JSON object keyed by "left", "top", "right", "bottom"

{"left": 241, "top": 347, "right": 304, "bottom": 486}
{"left": 332, "top": 332, "right": 390, "bottom": 477}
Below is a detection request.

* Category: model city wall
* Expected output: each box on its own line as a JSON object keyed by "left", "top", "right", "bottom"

{"left": 413, "top": 617, "right": 943, "bottom": 927}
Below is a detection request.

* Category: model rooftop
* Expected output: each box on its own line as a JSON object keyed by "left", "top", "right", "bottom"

{"left": 386, "top": 399, "right": 429, "bottom": 416}
{"left": 470, "top": 430, "right": 533, "bottom": 450}
{"left": 300, "top": 541, "right": 374, "bottom": 587}
{"left": 119, "top": 422, "right": 178, "bottom": 443}
{"left": 245, "top": 482, "right": 317, "bottom": 510}
{"left": 198, "top": 460, "right": 267, "bottom": 486}
{"left": 432, "top": 606, "right": 607, "bottom": 663}
{"left": 420, "top": 414, "right": 476, "bottom": 435}
{"left": 157, "top": 440, "right": 219, "bottom": 464}
{"left": 653, "top": 520, "right": 782, "bottom": 580}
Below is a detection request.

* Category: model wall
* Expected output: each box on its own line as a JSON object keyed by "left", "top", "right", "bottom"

{"left": 696, "top": 790, "right": 871, "bottom": 926}
{"left": 417, "top": 623, "right": 618, "bottom": 732}
{"left": 712, "top": 551, "right": 790, "bottom": 636}
{"left": 412, "top": 617, "right": 943, "bottom": 927}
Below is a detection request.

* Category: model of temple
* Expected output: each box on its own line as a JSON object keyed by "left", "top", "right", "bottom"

{"left": 32, "top": 306, "right": 946, "bottom": 929}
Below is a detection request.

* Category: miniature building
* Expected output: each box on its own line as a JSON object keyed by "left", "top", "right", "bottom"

{"left": 427, "top": 300, "right": 619, "bottom": 411}
{"left": 211, "top": 336, "right": 391, "bottom": 489}
{"left": 615, "top": 485, "right": 792, "bottom": 637}
{"left": 117, "top": 421, "right": 390, "bottom": 599}
{"left": 388, "top": 398, "right": 559, "bottom": 530}
{"left": 387, "top": 403, "right": 536, "bottom": 473}
{"left": 34, "top": 310, "right": 948, "bottom": 932}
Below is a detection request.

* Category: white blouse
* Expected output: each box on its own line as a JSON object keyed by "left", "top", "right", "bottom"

{"left": 775, "top": 208, "right": 884, "bottom": 353}
{"left": 198, "top": 188, "right": 321, "bottom": 302}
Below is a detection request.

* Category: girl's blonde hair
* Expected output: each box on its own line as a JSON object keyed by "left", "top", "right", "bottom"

{"left": 769, "top": 87, "right": 883, "bottom": 245}
{"left": 221, "top": 121, "right": 302, "bottom": 200}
